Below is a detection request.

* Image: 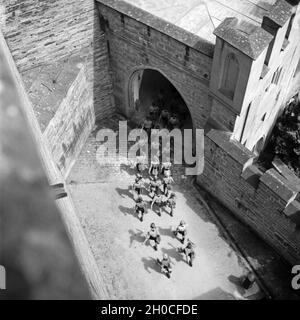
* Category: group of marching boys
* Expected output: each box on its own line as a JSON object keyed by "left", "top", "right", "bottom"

{"left": 132, "top": 158, "right": 195, "bottom": 277}
{"left": 129, "top": 93, "right": 196, "bottom": 278}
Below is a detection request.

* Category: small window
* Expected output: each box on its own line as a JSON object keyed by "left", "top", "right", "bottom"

{"left": 239, "top": 102, "right": 251, "bottom": 143}
{"left": 271, "top": 67, "right": 282, "bottom": 85}
{"left": 264, "top": 39, "right": 274, "bottom": 67}
{"left": 220, "top": 53, "right": 239, "bottom": 100}
{"left": 285, "top": 14, "right": 295, "bottom": 41}
{"left": 294, "top": 59, "right": 300, "bottom": 78}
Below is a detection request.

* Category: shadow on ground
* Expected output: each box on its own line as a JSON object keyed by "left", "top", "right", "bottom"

{"left": 128, "top": 229, "right": 145, "bottom": 247}
{"left": 142, "top": 257, "right": 161, "bottom": 275}
{"left": 193, "top": 287, "right": 235, "bottom": 300}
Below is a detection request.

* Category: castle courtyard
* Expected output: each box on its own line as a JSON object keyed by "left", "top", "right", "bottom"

{"left": 1, "top": 0, "right": 300, "bottom": 301}
{"left": 65, "top": 116, "right": 297, "bottom": 300}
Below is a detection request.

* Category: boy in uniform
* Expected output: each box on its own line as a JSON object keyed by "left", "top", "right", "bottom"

{"left": 174, "top": 220, "right": 188, "bottom": 244}
{"left": 166, "top": 192, "right": 176, "bottom": 217}
{"left": 163, "top": 175, "right": 175, "bottom": 195}
{"left": 151, "top": 193, "right": 166, "bottom": 216}
{"left": 148, "top": 177, "right": 161, "bottom": 199}
{"left": 182, "top": 240, "right": 195, "bottom": 267}
{"left": 159, "top": 253, "right": 172, "bottom": 278}
{"left": 132, "top": 174, "right": 144, "bottom": 196}
{"left": 143, "top": 223, "right": 161, "bottom": 250}
{"left": 142, "top": 117, "right": 153, "bottom": 138}
{"left": 135, "top": 196, "right": 147, "bottom": 221}
{"left": 161, "top": 159, "right": 172, "bottom": 177}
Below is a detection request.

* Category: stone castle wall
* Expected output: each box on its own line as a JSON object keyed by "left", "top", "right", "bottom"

{"left": 0, "top": 30, "right": 91, "bottom": 299}
{"left": 43, "top": 63, "right": 94, "bottom": 177}
{"left": 97, "top": 2, "right": 213, "bottom": 129}
{"left": 197, "top": 130, "right": 300, "bottom": 265}
{"left": 1, "top": 0, "right": 116, "bottom": 176}
{"left": 1, "top": 0, "right": 115, "bottom": 119}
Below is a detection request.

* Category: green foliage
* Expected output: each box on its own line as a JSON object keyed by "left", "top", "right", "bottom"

{"left": 269, "top": 96, "right": 300, "bottom": 176}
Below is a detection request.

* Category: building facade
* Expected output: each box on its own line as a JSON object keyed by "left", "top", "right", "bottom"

{"left": 96, "top": 0, "right": 300, "bottom": 154}
{"left": 1, "top": 0, "right": 300, "bottom": 264}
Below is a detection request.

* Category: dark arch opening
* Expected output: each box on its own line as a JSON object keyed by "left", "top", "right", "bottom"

{"left": 129, "top": 69, "right": 193, "bottom": 129}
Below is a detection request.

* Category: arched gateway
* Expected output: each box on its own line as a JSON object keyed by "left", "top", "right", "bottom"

{"left": 127, "top": 68, "right": 193, "bottom": 129}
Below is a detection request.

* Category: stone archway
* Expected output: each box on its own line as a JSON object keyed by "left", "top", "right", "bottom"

{"left": 127, "top": 67, "right": 194, "bottom": 129}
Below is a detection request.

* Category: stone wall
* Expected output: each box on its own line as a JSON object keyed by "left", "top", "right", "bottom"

{"left": 0, "top": 29, "right": 90, "bottom": 300}
{"left": 1, "top": 0, "right": 115, "bottom": 120}
{"left": 0, "top": 29, "right": 109, "bottom": 299}
{"left": 197, "top": 129, "right": 300, "bottom": 265}
{"left": 97, "top": 2, "right": 213, "bottom": 129}
{"left": 2, "top": 0, "right": 94, "bottom": 71}
{"left": 43, "top": 63, "right": 94, "bottom": 177}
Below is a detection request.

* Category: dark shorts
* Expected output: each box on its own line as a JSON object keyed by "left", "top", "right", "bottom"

{"left": 177, "top": 229, "right": 187, "bottom": 236}
{"left": 161, "top": 264, "right": 171, "bottom": 271}
{"left": 136, "top": 207, "right": 145, "bottom": 214}
{"left": 149, "top": 235, "right": 161, "bottom": 244}
{"left": 186, "top": 251, "right": 195, "bottom": 258}
{"left": 134, "top": 187, "right": 142, "bottom": 193}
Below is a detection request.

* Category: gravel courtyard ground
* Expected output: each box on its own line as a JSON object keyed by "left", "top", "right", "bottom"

{"left": 66, "top": 116, "right": 299, "bottom": 300}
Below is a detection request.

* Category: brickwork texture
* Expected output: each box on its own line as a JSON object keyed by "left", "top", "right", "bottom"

{"left": 97, "top": 3, "right": 213, "bottom": 129}
{"left": 197, "top": 130, "right": 300, "bottom": 265}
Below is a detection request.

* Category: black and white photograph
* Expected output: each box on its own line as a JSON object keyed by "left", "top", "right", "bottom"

{"left": 0, "top": 0, "right": 300, "bottom": 306}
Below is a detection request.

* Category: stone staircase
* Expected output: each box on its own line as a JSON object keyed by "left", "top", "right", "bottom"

{"left": 67, "top": 113, "right": 195, "bottom": 185}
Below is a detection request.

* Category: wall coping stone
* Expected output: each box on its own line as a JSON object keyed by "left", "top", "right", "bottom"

{"left": 284, "top": 200, "right": 300, "bottom": 225}
{"left": 241, "top": 164, "right": 263, "bottom": 189}
{"left": 206, "top": 129, "right": 254, "bottom": 165}
{"left": 96, "top": 0, "right": 215, "bottom": 57}
{"left": 265, "top": 0, "right": 293, "bottom": 27}
{"left": 260, "top": 168, "right": 298, "bottom": 203}
{"left": 213, "top": 17, "right": 273, "bottom": 60}
{"left": 272, "top": 156, "right": 300, "bottom": 192}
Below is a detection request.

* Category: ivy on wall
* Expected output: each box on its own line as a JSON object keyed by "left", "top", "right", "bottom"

{"left": 267, "top": 94, "right": 300, "bottom": 177}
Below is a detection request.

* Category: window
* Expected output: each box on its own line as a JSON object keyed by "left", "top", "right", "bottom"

{"left": 271, "top": 67, "right": 282, "bottom": 85}
{"left": 275, "top": 90, "right": 281, "bottom": 101}
{"left": 281, "top": 14, "right": 295, "bottom": 51}
{"left": 294, "top": 58, "right": 300, "bottom": 78}
{"left": 220, "top": 53, "right": 239, "bottom": 100}
{"left": 285, "top": 14, "right": 295, "bottom": 41}
{"left": 263, "top": 39, "right": 274, "bottom": 67}
{"left": 239, "top": 102, "right": 251, "bottom": 143}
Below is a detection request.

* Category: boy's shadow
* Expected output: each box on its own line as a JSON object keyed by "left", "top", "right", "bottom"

{"left": 116, "top": 187, "right": 133, "bottom": 199}
{"left": 141, "top": 257, "right": 161, "bottom": 274}
{"left": 161, "top": 244, "right": 182, "bottom": 262}
{"left": 158, "top": 226, "right": 174, "bottom": 239}
{"left": 228, "top": 275, "right": 246, "bottom": 295}
{"left": 128, "top": 229, "right": 145, "bottom": 247}
{"left": 118, "top": 205, "right": 139, "bottom": 221}
{"left": 120, "top": 163, "right": 137, "bottom": 176}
